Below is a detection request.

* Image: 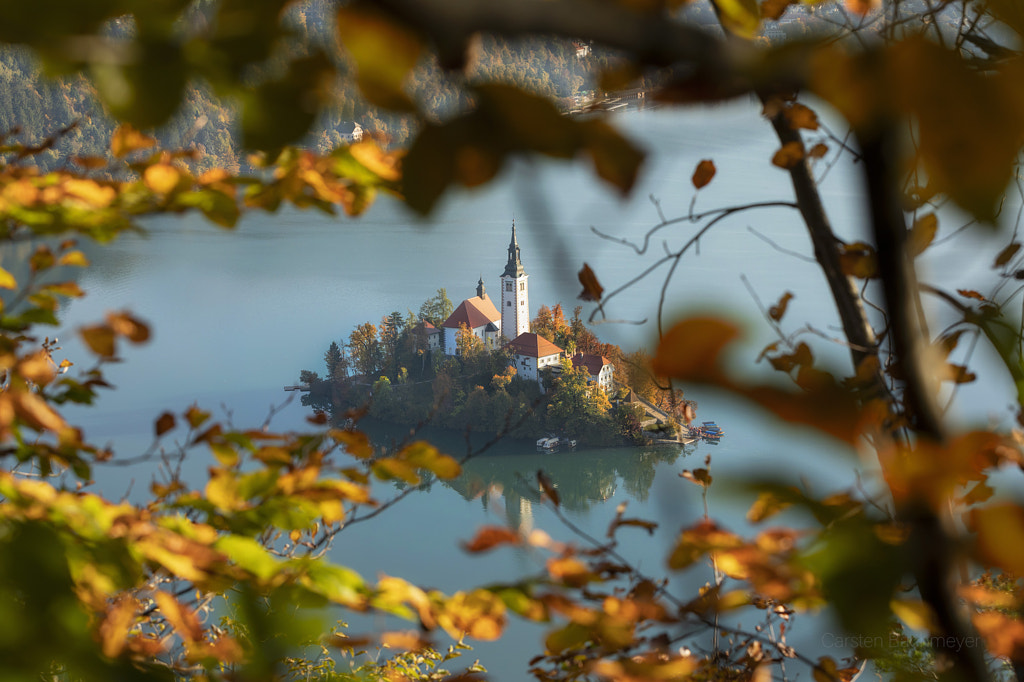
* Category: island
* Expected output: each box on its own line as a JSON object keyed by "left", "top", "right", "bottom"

{"left": 295, "top": 221, "right": 694, "bottom": 447}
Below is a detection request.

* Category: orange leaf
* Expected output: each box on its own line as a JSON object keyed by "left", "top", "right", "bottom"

{"left": 691, "top": 159, "right": 716, "bottom": 189}
{"left": 769, "top": 292, "right": 794, "bottom": 321}
{"left": 110, "top": 124, "right": 156, "bottom": 158}
{"left": 845, "top": 0, "right": 879, "bottom": 15}
{"left": 462, "top": 525, "right": 521, "bottom": 553}
{"left": 98, "top": 595, "right": 141, "bottom": 659}
{"left": 652, "top": 317, "right": 739, "bottom": 382}
{"left": 772, "top": 141, "right": 805, "bottom": 169}
{"left": 107, "top": 311, "right": 150, "bottom": 343}
{"left": 808, "top": 143, "right": 829, "bottom": 159}
{"left": 784, "top": 103, "right": 819, "bottom": 131}
{"left": 760, "top": 0, "right": 794, "bottom": 20}
{"left": 578, "top": 263, "right": 604, "bottom": 301}
{"left": 154, "top": 592, "right": 204, "bottom": 644}
{"left": 957, "top": 289, "right": 987, "bottom": 301}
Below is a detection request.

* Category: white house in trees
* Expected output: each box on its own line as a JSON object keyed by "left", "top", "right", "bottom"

{"left": 571, "top": 353, "right": 615, "bottom": 393}
{"left": 507, "top": 332, "right": 563, "bottom": 383}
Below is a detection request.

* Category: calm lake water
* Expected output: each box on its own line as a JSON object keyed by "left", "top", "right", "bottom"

{"left": 36, "top": 102, "right": 1018, "bottom": 678}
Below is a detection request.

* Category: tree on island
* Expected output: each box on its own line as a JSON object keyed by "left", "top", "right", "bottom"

{"left": 2, "top": 2, "right": 1024, "bottom": 682}
{"left": 419, "top": 287, "right": 454, "bottom": 327}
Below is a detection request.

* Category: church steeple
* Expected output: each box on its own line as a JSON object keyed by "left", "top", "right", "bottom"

{"left": 503, "top": 219, "right": 525, "bottom": 278}
{"left": 500, "top": 218, "right": 530, "bottom": 341}
{"left": 476, "top": 275, "right": 485, "bottom": 298}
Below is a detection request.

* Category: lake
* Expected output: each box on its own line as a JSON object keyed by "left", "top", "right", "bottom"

{"left": 39, "top": 101, "right": 1017, "bottom": 679}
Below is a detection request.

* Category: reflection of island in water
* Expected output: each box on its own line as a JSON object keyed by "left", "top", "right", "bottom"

{"left": 357, "top": 419, "right": 695, "bottom": 529}
{"left": 444, "top": 444, "right": 694, "bottom": 530}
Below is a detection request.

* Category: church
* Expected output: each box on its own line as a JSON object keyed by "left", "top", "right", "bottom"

{"left": 436, "top": 221, "right": 614, "bottom": 392}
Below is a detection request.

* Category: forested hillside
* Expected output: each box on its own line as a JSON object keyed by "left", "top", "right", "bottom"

{"left": 0, "top": 1, "right": 600, "bottom": 174}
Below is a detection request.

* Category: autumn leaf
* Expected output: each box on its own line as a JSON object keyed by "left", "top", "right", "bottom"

{"left": 784, "top": 103, "right": 819, "bottom": 131}
{"left": 769, "top": 292, "right": 794, "bottom": 321}
{"left": 761, "top": 0, "right": 794, "bottom": 21}
{"left": 691, "top": 159, "right": 716, "bottom": 189}
{"left": 652, "top": 317, "right": 739, "bottom": 382}
{"left": 80, "top": 324, "right": 116, "bottom": 357}
{"left": 0, "top": 266, "right": 15, "bottom": 290}
{"left": 537, "top": 470, "right": 560, "bottom": 507}
{"left": 994, "top": 242, "right": 1021, "bottom": 268}
{"left": 462, "top": 525, "right": 521, "bottom": 553}
{"left": 578, "top": 263, "right": 604, "bottom": 301}
{"left": 772, "top": 141, "right": 805, "bottom": 169}
{"left": 144, "top": 163, "right": 183, "bottom": 195}
{"left": 110, "top": 124, "right": 156, "bottom": 158}
{"left": 908, "top": 213, "right": 938, "bottom": 257}
{"left": 107, "top": 311, "right": 151, "bottom": 343}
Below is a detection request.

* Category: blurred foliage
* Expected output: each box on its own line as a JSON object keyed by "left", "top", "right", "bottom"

{"left": 3, "top": 1, "right": 1024, "bottom": 682}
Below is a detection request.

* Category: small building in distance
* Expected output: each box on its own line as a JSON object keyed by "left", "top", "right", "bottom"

{"left": 571, "top": 353, "right": 615, "bottom": 393}
{"left": 421, "top": 321, "right": 442, "bottom": 351}
{"left": 507, "top": 332, "right": 563, "bottom": 383}
{"left": 442, "top": 278, "right": 502, "bottom": 354}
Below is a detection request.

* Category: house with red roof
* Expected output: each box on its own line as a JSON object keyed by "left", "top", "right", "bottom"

{"left": 571, "top": 353, "right": 615, "bottom": 393}
{"left": 507, "top": 332, "right": 564, "bottom": 384}
{"left": 442, "top": 277, "right": 503, "bottom": 355}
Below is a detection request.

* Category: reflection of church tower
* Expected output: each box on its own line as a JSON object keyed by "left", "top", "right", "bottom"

{"left": 500, "top": 220, "right": 529, "bottom": 340}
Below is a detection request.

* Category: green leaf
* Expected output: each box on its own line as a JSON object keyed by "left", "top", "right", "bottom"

{"left": 215, "top": 535, "right": 283, "bottom": 580}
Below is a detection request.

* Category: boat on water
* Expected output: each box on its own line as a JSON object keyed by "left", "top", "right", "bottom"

{"left": 536, "top": 436, "right": 577, "bottom": 452}
{"left": 686, "top": 421, "right": 725, "bottom": 441}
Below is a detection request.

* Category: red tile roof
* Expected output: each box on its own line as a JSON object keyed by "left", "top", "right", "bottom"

{"left": 571, "top": 353, "right": 611, "bottom": 376}
{"left": 442, "top": 294, "right": 501, "bottom": 329}
{"left": 507, "top": 332, "right": 563, "bottom": 358}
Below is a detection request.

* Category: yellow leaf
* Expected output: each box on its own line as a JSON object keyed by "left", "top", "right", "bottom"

{"left": 0, "top": 266, "right": 15, "bottom": 290}
{"left": 713, "top": 0, "right": 762, "bottom": 38}
{"left": 57, "top": 250, "right": 90, "bottom": 267}
{"left": 144, "top": 163, "right": 182, "bottom": 195}
{"left": 63, "top": 178, "right": 116, "bottom": 208}
{"left": 890, "top": 599, "right": 937, "bottom": 632}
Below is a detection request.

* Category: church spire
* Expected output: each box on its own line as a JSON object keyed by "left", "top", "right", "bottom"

{"left": 476, "top": 275, "right": 485, "bottom": 298}
{"left": 503, "top": 219, "right": 525, "bottom": 278}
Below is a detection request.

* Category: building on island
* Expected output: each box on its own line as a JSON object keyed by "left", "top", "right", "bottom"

{"left": 442, "top": 277, "right": 502, "bottom": 355}
{"left": 421, "top": 321, "right": 442, "bottom": 351}
{"left": 571, "top": 353, "right": 615, "bottom": 393}
{"left": 435, "top": 220, "right": 615, "bottom": 391}
{"left": 507, "top": 332, "right": 564, "bottom": 383}
{"left": 501, "top": 220, "right": 530, "bottom": 341}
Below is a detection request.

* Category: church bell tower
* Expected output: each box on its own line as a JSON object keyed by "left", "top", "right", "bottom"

{"left": 500, "top": 220, "right": 529, "bottom": 340}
